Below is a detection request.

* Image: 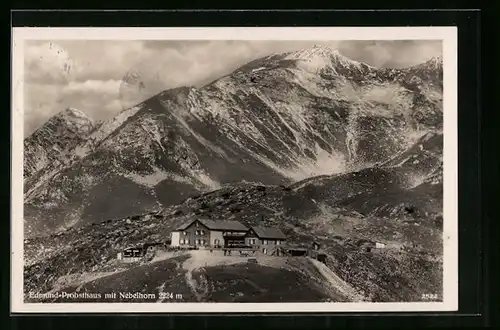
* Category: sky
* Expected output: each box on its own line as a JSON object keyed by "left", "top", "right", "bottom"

{"left": 23, "top": 40, "right": 442, "bottom": 136}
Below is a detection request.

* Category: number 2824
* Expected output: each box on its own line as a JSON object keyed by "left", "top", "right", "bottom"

{"left": 422, "top": 293, "right": 439, "bottom": 300}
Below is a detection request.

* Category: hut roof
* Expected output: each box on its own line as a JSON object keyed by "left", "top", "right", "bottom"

{"left": 251, "top": 226, "right": 286, "bottom": 240}
{"left": 175, "top": 218, "right": 248, "bottom": 231}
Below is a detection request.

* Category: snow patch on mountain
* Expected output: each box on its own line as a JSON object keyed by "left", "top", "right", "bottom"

{"left": 138, "top": 116, "right": 167, "bottom": 153}
{"left": 406, "top": 173, "right": 428, "bottom": 189}
{"left": 291, "top": 144, "right": 347, "bottom": 180}
{"left": 123, "top": 167, "right": 175, "bottom": 188}
{"left": 249, "top": 143, "right": 346, "bottom": 182}
{"left": 251, "top": 67, "right": 266, "bottom": 73}
{"left": 60, "top": 108, "right": 92, "bottom": 127}
{"left": 73, "top": 146, "right": 89, "bottom": 158}
{"left": 402, "top": 130, "right": 432, "bottom": 148}
{"left": 283, "top": 46, "right": 372, "bottom": 75}
{"left": 288, "top": 68, "right": 337, "bottom": 98}
{"left": 194, "top": 171, "right": 221, "bottom": 190}
{"left": 362, "top": 84, "right": 413, "bottom": 107}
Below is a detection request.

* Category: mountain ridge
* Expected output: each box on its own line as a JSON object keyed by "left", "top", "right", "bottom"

{"left": 23, "top": 46, "right": 443, "bottom": 237}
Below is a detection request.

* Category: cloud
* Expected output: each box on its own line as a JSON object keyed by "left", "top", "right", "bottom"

{"left": 66, "top": 41, "right": 152, "bottom": 82}
{"left": 24, "top": 42, "right": 76, "bottom": 84}
{"left": 23, "top": 39, "right": 442, "bottom": 136}
{"left": 104, "top": 99, "right": 123, "bottom": 113}
{"left": 63, "top": 79, "right": 122, "bottom": 95}
{"left": 334, "top": 40, "right": 442, "bottom": 68}
{"left": 142, "top": 40, "right": 213, "bottom": 50}
{"left": 24, "top": 78, "right": 123, "bottom": 135}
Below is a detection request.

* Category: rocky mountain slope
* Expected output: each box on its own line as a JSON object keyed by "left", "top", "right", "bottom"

{"left": 24, "top": 125, "right": 443, "bottom": 301}
{"left": 23, "top": 45, "right": 443, "bottom": 237}
{"left": 23, "top": 108, "right": 95, "bottom": 182}
{"left": 24, "top": 175, "right": 442, "bottom": 302}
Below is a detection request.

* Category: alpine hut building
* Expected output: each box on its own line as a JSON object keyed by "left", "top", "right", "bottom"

{"left": 170, "top": 218, "right": 249, "bottom": 248}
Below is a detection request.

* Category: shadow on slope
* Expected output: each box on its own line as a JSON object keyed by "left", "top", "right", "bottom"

{"left": 29, "top": 254, "right": 341, "bottom": 303}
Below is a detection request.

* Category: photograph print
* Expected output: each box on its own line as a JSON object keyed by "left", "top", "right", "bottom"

{"left": 12, "top": 27, "right": 458, "bottom": 313}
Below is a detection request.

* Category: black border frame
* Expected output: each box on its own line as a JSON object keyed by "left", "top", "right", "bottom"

{"left": 6, "top": 7, "right": 494, "bottom": 330}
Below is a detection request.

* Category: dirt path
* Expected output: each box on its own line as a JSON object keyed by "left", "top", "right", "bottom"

{"left": 180, "top": 250, "right": 359, "bottom": 302}
{"left": 181, "top": 250, "right": 251, "bottom": 301}
{"left": 309, "top": 258, "right": 365, "bottom": 302}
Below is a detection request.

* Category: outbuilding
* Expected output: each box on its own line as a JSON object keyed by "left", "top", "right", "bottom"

{"left": 245, "top": 226, "right": 287, "bottom": 255}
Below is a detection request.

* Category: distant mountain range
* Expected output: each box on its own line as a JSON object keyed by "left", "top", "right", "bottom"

{"left": 23, "top": 45, "right": 443, "bottom": 238}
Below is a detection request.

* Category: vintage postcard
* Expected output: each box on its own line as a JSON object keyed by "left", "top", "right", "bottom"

{"left": 11, "top": 27, "right": 458, "bottom": 313}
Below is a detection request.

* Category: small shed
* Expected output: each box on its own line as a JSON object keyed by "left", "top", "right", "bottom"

{"left": 312, "top": 241, "right": 321, "bottom": 251}
{"left": 117, "top": 242, "right": 161, "bottom": 263}
{"left": 117, "top": 246, "right": 145, "bottom": 263}
{"left": 359, "top": 240, "right": 387, "bottom": 252}
{"left": 316, "top": 253, "right": 327, "bottom": 264}
{"left": 359, "top": 241, "right": 375, "bottom": 252}
{"left": 143, "top": 241, "right": 163, "bottom": 252}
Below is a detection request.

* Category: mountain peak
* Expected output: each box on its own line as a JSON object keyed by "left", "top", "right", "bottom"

{"left": 426, "top": 56, "right": 443, "bottom": 67}
{"left": 50, "top": 108, "right": 93, "bottom": 131}
{"left": 56, "top": 107, "right": 90, "bottom": 120}
{"left": 285, "top": 45, "right": 343, "bottom": 61}
{"left": 43, "top": 108, "right": 94, "bottom": 135}
{"left": 428, "top": 55, "right": 443, "bottom": 62}
{"left": 281, "top": 45, "right": 371, "bottom": 73}
{"left": 23, "top": 107, "right": 95, "bottom": 183}
{"left": 411, "top": 56, "right": 443, "bottom": 71}
{"left": 26, "top": 108, "right": 92, "bottom": 139}
{"left": 56, "top": 108, "right": 93, "bottom": 126}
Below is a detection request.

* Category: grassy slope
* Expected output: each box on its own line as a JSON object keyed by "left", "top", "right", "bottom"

{"left": 28, "top": 254, "right": 342, "bottom": 303}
